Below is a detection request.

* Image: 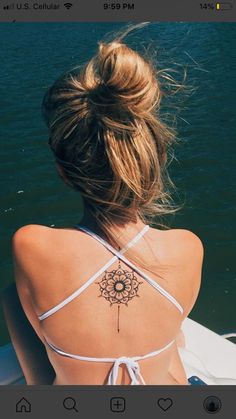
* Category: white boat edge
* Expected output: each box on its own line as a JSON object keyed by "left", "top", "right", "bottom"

{"left": 0, "top": 318, "right": 235, "bottom": 385}
{"left": 179, "top": 318, "right": 236, "bottom": 385}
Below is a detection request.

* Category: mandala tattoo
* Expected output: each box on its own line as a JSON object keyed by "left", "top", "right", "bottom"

{"left": 96, "top": 252, "right": 142, "bottom": 332}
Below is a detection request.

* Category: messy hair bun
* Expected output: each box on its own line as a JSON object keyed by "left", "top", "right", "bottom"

{"left": 42, "top": 27, "right": 179, "bottom": 253}
{"left": 82, "top": 41, "right": 160, "bottom": 120}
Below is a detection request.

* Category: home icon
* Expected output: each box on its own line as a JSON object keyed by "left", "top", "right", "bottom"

{"left": 16, "top": 397, "right": 31, "bottom": 413}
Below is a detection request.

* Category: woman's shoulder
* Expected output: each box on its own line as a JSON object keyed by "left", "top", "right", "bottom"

{"left": 12, "top": 223, "right": 77, "bottom": 245}
{"left": 152, "top": 226, "right": 203, "bottom": 241}
{"left": 12, "top": 223, "right": 52, "bottom": 237}
{"left": 148, "top": 227, "right": 204, "bottom": 318}
{"left": 150, "top": 227, "right": 204, "bottom": 259}
{"left": 11, "top": 223, "right": 89, "bottom": 269}
{"left": 11, "top": 224, "right": 78, "bottom": 294}
{"left": 12, "top": 224, "right": 53, "bottom": 251}
{"left": 11, "top": 224, "right": 61, "bottom": 271}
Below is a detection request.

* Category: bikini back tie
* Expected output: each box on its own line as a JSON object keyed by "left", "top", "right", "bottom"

{"left": 45, "top": 337, "right": 176, "bottom": 385}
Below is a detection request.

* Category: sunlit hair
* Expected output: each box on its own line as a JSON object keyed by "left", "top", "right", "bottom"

{"left": 42, "top": 24, "right": 182, "bottom": 274}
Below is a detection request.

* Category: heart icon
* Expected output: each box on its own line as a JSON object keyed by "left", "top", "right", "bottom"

{"left": 157, "top": 398, "right": 173, "bottom": 411}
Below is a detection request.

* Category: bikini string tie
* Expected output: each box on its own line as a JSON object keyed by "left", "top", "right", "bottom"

{"left": 107, "top": 357, "right": 146, "bottom": 385}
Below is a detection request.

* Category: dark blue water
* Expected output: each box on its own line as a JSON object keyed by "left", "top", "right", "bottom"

{"left": 0, "top": 22, "right": 235, "bottom": 345}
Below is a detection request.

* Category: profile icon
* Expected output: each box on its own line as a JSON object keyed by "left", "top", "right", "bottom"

{"left": 203, "top": 396, "right": 222, "bottom": 414}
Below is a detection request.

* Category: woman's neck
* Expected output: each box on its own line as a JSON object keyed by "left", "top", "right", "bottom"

{"left": 78, "top": 205, "right": 147, "bottom": 240}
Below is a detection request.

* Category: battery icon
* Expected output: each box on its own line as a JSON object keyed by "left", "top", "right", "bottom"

{"left": 216, "top": 2, "right": 233, "bottom": 10}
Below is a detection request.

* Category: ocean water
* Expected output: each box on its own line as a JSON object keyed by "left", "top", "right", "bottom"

{"left": 0, "top": 22, "right": 235, "bottom": 345}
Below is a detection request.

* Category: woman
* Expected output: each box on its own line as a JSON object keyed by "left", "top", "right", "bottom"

{"left": 12, "top": 32, "right": 203, "bottom": 385}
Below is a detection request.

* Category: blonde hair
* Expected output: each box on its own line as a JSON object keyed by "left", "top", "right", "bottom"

{"left": 42, "top": 25, "right": 182, "bottom": 275}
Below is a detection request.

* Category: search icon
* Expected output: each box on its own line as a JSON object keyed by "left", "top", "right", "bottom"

{"left": 63, "top": 397, "right": 78, "bottom": 412}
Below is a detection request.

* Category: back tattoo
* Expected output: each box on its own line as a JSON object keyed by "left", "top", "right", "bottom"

{"left": 96, "top": 247, "right": 143, "bottom": 332}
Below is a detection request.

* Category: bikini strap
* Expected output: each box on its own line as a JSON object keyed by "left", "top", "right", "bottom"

{"left": 38, "top": 224, "right": 150, "bottom": 321}
{"left": 77, "top": 226, "right": 184, "bottom": 315}
{"left": 45, "top": 336, "right": 176, "bottom": 385}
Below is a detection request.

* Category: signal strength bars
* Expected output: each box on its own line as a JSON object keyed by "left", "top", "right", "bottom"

{"left": 3, "top": 4, "right": 14, "bottom": 9}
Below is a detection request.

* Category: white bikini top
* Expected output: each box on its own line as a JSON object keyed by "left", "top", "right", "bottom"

{"left": 38, "top": 224, "right": 184, "bottom": 385}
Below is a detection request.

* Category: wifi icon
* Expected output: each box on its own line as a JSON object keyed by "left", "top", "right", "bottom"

{"left": 64, "top": 2, "right": 73, "bottom": 9}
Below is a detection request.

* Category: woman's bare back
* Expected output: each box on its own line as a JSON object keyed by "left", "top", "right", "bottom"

{"left": 12, "top": 223, "right": 203, "bottom": 385}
